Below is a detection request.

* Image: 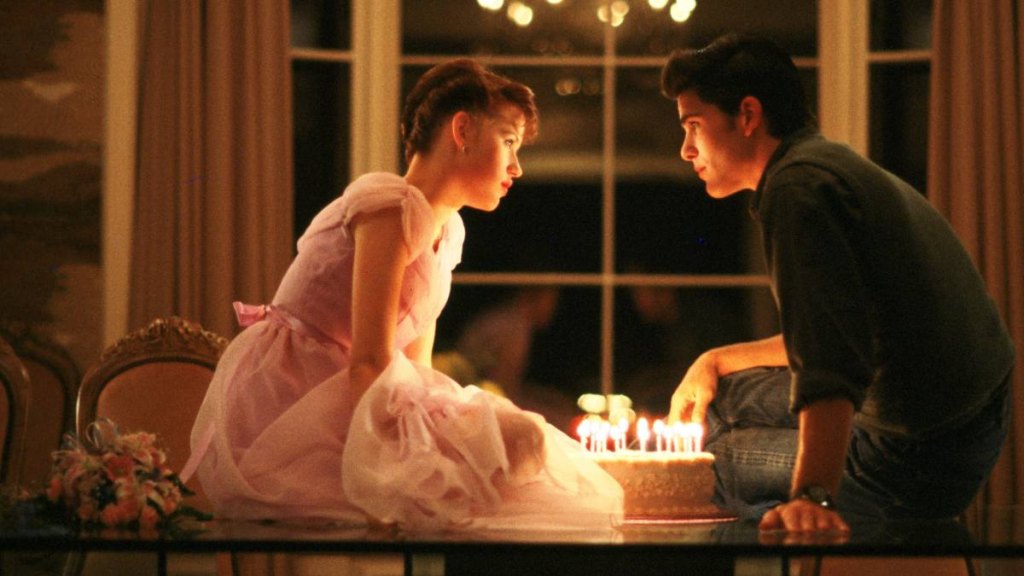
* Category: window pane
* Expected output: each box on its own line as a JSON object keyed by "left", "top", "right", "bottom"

{"left": 617, "top": 0, "right": 818, "bottom": 57}
{"left": 614, "top": 286, "right": 778, "bottom": 415}
{"left": 403, "top": 1, "right": 603, "bottom": 56}
{"left": 870, "top": 0, "right": 932, "bottom": 51}
{"left": 435, "top": 284, "right": 601, "bottom": 430}
{"left": 291, "top": 0, "right": 351, "bottom": 50}
{"left": 869, "top": 62, "right": 929, "bottom": 193}
{"left": 513, "top": 66, "right": 605, "bottom": 181}
{"left": 460, "top": 181, "right": 602, "bottom": 273}
{"left": 293, "top": 61, "right": 351, "bottom": 238}
{"left": 615, "top": 182, "right": 755, "bottom": 275}
{"left": 615, "top": 66, "right": 684, "bottom": 181}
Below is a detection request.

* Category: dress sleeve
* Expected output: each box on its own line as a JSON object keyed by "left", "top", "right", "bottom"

{"left": 338, "top": 172, "right": 436, "bottom": 263}
{"left": 761, "top": 168, "right": 873, "bottom": 413}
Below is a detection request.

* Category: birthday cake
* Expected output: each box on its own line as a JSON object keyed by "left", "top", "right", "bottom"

{"left": 590, "top": 450, "right": 721, "bottom": 519}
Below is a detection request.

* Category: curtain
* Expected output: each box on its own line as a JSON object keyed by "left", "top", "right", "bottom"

{"left": 929, "top": 0, "right": 1024, "bottom": 537}
{"left": 131, "top": 0, "right": 293, "bottom": 338}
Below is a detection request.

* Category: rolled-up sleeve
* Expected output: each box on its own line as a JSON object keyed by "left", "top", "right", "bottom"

{"left": 760, "top": 170, "right": 873, "bottom": 413}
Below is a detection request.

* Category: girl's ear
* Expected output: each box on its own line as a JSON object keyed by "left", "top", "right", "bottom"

{"left": 450, "top": 111, "right": 474, "bottom": 151}
{"left": 738, "top": 96, "right": 764, "bottom": 137}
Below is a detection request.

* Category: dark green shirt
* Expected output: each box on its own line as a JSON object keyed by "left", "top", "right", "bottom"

{"left": 751, "top": 130, "right": 1014, "bottom": 438}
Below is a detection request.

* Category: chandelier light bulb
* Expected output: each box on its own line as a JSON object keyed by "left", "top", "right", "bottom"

{"left": 478, "top": 0, "right": 504, "bottom": 11}
{"left": 507, "top": 1, "right": 534, "bottom": 26}
{"left": 649, "top": 0, "right": 670, "bottom": 9}
{"left": 597, "top": 1, "right": 629, "bottom": 26}
{"left": 670, "top": 0, "right": 696, "bottom": 22}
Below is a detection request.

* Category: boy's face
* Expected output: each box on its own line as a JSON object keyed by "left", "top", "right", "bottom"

{"left": 675, "top": 90, "right": 759, "bottom": 198}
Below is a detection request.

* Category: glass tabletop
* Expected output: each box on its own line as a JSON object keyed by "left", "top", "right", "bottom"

{"left": 2, "top": 507, "right": 1023, "bottom": 559}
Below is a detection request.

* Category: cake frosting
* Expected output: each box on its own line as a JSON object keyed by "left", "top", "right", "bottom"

{"left": 589, "top": 450, "right": 721, "bottom": 519}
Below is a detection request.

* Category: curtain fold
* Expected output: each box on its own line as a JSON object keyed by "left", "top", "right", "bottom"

{"left": 131, "top": 0, "right": 293, "bottom": 338}
{"left": 929, "top": 0, "right": 1024, "bottom": 536}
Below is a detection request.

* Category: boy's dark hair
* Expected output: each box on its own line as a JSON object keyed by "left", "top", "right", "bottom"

{"left": 660, "top": 33, "right": 816, "bottom": 139}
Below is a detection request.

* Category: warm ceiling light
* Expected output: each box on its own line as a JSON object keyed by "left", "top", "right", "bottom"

{"left": 597, "top": 0, "right": 629, "bottom": 27}
{"left": 670, "top": 0, "right": 696, "bottom": 22}
{"left": 481, "top": 1, "right": 695, "bottom": 27}
{"left": 508, "top": 1, "right": 534, "bottom": 26}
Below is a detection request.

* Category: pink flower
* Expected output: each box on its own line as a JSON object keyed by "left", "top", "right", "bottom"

{"left": 45, "top": 476, "right": 62, "bottom": 502}
{"left": 104, "top": 454, "right": 135, "bottom": 479}
{"left": 139, "top": 505, "right": 161, "bottom": 530}
{"left": 77, "top": 502, "right": 97, "bottom": 523}
{"left": 99, "top": 497, "right": 141, "bottom": 528}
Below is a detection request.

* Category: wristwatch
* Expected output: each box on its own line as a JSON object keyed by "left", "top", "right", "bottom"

{"left": 793, "top": 484, "right": 835, "bottom": 509}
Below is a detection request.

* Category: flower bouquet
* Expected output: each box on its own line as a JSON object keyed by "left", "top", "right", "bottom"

{"left": 5, "top": 419, "right": 210, "bottom": 532}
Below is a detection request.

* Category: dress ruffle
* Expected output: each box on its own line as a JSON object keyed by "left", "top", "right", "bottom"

{"left": 301, "top": 172, "right": 438, "bottom": 265}
{"left": 343, "top": 354, "right": 624, "bottom": 531}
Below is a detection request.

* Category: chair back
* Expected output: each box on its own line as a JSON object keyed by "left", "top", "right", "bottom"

{"left": 0, "top": 321, "right": 80, "bottom": 488}
{"left": 0, "top": 335, "right": 30, "bottom": 487}
{"left": 77, "top": 317, "right": 228, "bottom": 510}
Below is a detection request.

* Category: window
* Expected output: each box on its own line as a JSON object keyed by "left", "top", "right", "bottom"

{"left": 868, "top": 0, "right": 932, "bottom": 193}
{"left": 289, "top": 0, "right": 931, "bottom": 419}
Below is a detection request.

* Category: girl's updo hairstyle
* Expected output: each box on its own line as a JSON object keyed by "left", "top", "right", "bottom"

{"left": 401, "top": 59, "right": 539, "bottom": 164}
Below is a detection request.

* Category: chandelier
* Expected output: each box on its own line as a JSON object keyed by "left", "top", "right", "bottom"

{"left": 477, "top": 0, "right": 698, "bottom": 28}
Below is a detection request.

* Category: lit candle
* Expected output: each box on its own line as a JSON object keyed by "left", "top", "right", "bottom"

{"left": 577, "top": 418, "right": 592, "bottom": 452}
{"left": 636, "top": 417, "right": 650, "bottom": 452}
{"left": 610, "top": 423, "right": 622, "bottom": 452}
{"left": 687, "top": 422, "right": 704, "bottom": 452}
{"left": 616, "top": 418, "right": 629, "bottom": 451}
{"left": 653, "top": 419, "right": 665, "bottom": 452}
{"left": 598, "top": 420, "right": 611, "bottom": 453}
{"left": 672, "top": 422, "right": 686, "bottom": 453}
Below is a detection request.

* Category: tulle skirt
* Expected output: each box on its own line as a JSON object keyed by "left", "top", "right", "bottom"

{"left": 190, "top": 321, "right": 623, "bottom": 531}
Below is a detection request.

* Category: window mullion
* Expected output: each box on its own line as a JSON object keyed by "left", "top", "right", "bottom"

{"left": 818, "top": 0, "right": 869, "bottom": 154}
{"left": 352, "top": 0, "right": 401, "bottom": 175}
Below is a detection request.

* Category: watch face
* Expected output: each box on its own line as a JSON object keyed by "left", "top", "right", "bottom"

{"left": 800, "top": 485, "right": 834, "bottom": 508}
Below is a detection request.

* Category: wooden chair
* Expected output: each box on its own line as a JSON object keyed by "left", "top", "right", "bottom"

{"left": 77, "top": 316, "right": 228, "bottom": 510}
{"left": 75, "top": 316, "right": 229, "bottom": 576}
{"left": 0, "top": 335, "right": 30, "bottom": 487}
{"left": 0, "top": 320, "right": 80, "bottom": 489}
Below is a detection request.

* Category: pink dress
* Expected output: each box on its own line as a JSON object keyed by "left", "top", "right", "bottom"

{"left": 186, "top": 173, "right": 623, "bottom": 531}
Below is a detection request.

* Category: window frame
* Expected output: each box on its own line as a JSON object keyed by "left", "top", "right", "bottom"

{"left": 288, "top": 0, "right": 931, "bottom": 398}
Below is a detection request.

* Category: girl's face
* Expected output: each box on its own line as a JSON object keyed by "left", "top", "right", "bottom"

{"left": 460, "top": 103, "right": 526, "bottom": 212}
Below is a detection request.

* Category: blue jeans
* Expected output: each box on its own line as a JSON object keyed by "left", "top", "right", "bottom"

{"left": 704, "top": 367, "right": 1011, "bottom": 523}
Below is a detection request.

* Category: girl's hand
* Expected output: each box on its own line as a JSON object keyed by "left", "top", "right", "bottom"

{"left": 496, "top": 410, "right": 546, "bottom": 484}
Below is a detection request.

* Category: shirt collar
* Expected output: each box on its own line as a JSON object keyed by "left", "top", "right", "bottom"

{"left": 749, "top": 127, "right": 821, "bottom": 219}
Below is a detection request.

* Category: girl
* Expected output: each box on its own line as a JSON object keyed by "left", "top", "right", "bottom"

{"left": 185, "top": 60, "right": 623, "bottom": 531}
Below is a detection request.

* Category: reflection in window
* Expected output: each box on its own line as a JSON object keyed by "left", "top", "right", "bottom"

{"left": 436, "top": 285, "right": 601, "bottom": 411}
{"left": 614, "top": 286, "right": 777, "bottom": 414}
